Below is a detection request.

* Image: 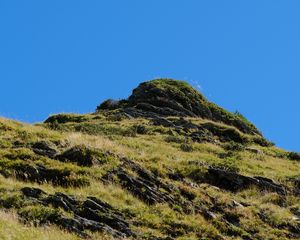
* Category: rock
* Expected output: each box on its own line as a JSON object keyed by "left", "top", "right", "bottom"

{"left": 145, "top": 236, "right": 175, "bottom": 240}
{"left": 259, "top": 209, "right": 300, "bottom": 236}
{"left": 206, "top": 167, "right": 286, "bottom": 195}
{"left": 287, "top": 178, "right": 300, "bottom": 195}
{"left": 151, "top": 117, "right": 175, "bottom": 128}
{"left": 287, "top": 152, "right": 300, "bottom": 161}
{"left": 135, "top": 102, "right": 189, "bottom": 117}
{"left": 122, "top": 107, "right": 158, "bottom": 119}
{"left": 224, "top": 212, "right": 240, "bottom": 226}
{"left": 290, "top": 207, "right": 300, "bottom": 217}
{"left": 20, "top": 187, "right": 134, "bottom": 238}
{"left": 150, "top": 116, "right": 247, "bottom": 144}
{"left": 135, "top": 125, "right": 148, "bottom": 134}
{"left": 231, "top": 200, "right": 244, "bottom": 208}
{"left": 168, "top": 172, "right": 184, "bottom": 181}
{"left": 21, "top": 187, "right": 46, "bottom": 198}
{"left": 201, "top": 122, "right": 247, "bottom": 144}
{"left": 79, "top": 207, "right": 132, "bottom": 237}
{"left": 253, "top": 176, "right": 286, "bottom": 195}
{"left": 190, "top": 129, "right": 215, "bottom": 143}
{"left": 294, "top": 178, "right": 300, "bottom": 191}
{"left": 31, "top": 141, "right": 58, "bottom": 158}
{"left": 74, "top": 215, "right": 127, "bottom": 238}
{"left": 58, "top": 217, "right": 90, "bottom": 238}
{"left": 102, "top": 159, "right": 196, "bottom": 214}
{"left": 114, "top": 168, "right": 173, "bottom": 205}
{"left": 201, "top": 208, "right": 217, "bottom": 220}
{"left": 14, "top": 163, "right": 88, "bottom": 187}
{"left": 96, "top": 79, "right": 262, "bottom": 136}
{"left": 173, "top": 118, "right": 199, "bottom": 130}
{"left": 56, "top": 145, "right": 97, "bottom": 166}
{"left": 96, "top": 99, "right": 122, "bottom": 110}
{"left": 13, "top": 140, "right": 24, "bottom": 148}
{"left": 45, "top": 192, "right": 78, "bottom": 213}
{"left": 246, "top": 147, "right": 264, "bottom": 155}
{"left": 127, "top": 80, "right": 211, "bottom": 118}
{"left": 44, "top": 114, "right": 88, "bottom": 124}
{"left": 206, "top": 168, "right": 253, "bottom": 191}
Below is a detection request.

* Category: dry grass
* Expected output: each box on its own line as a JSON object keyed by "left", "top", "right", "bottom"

{"left": 0, "top": 114, "right": 299, "bottom": 240}
{"left": 0, "top": 210, "right": 80, "bottom": 240}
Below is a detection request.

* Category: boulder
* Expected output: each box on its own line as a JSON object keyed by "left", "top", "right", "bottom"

{"left": 31, "top": 141, "right": 58, "bottom": 158}
{"left": 21, "top": 187, "right": 46, "bottom": 198}
{"left": 206, "top": 167, "right": 286, "bottom": 195}
{"left": 245, "top": 147, "right": 264, "bottom": 155}
{"left": 56, "top": 145, "right": 97, "bottom": 166}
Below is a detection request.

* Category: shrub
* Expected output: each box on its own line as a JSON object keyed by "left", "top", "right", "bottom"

{"left": 253, "top": 137, "right": 274, "bottom": 147}
{"left": 106, "top": 113, "right": 126, "bottom": 121}
{"left": 57, "top": 145, "right": 115, "bottom": 166}
{"left": 184, "top": 165, "right": 207, "bottom": 182}
{"left": 223, "top": 142, "right": 245, "bottom": 152}
{"left": 287, "top": 151, "right": 300, "bottom": 161}
{"left": 122, "top": 127, "right": 137, "bottom": 137}
{"left": 201, "top": 122, "right": 247, "bottom": 144}
{"left": 165, "top": 135, "right": 185, "bottom": 143}
{"left": 180, "top": 143, "right": 194, "bottom": 152}
{"left": 2, "top": 148, "right": 37, "bottom": 161}
{"left": 18, "top": 205, "right": 61, "bottom": 225}
{"left": 212, "top": 157, "right": 240, "bottom": 173}
{"left": 96, "top": 99, "right": 127, "bottom": 111}
{"left": 0, "top": 191, "right": 23, "bottom": 209}
{"left": 134, "top": 125, "right": 148, "bottom": 134}
{"left": 44, "top": 114, "right": 88, "bottom": 124}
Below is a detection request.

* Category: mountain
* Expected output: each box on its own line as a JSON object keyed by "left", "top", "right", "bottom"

{"left": 0, "top": 79, "right": 299, "bottom": 240}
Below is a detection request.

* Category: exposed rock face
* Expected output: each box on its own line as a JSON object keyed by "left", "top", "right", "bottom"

{"left": 206, "top": 167, "right": 287, "bottom": 195}
{"left": 151, "top": 116, "right": 251, "bottom": 145}
{"left": 20, "top": 187, "right": 133, "bottom": 239}
{"left": 31, "top": 141, "right": 59, "bottom": 158}
{"left": 97, "top": 79, "right": 261, "bottom": 136}
{"left": 127, "top": 80, "right": 211, "bottom": 118}
{"left": 10, "top": 163, "right": 88, "bottom": 187}
{"left": 102, "top": 159, "right": 198, "bottom": 214}
{"left": 103, "top": 160, "right": 178, "bottom": 204}
{"left": 2, "top": 78, "right": 300, "bottom": 239}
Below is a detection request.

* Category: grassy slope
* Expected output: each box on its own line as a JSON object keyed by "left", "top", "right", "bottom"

{"left": 0, "top": 112, "right": 299, "bottom": 240}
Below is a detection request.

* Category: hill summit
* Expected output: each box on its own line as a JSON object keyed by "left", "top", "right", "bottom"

{"left": 0, "top": 79, "right": 299, "bottom": 240}
{"left": 97, "top": 79, "right": 261, "bottom": 135}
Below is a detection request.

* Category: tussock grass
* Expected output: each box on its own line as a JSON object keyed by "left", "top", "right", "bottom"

{"left": 0, "top": 113, "right": 299, "bottom": 239}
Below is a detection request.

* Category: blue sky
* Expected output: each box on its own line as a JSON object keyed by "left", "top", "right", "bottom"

{"left": 0, "top": 1, "right": 300, "bottom": 151}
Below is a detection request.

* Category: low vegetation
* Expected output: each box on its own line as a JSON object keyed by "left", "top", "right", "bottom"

{"left": 0, "top": 79, "right": 299, "bottom": 239}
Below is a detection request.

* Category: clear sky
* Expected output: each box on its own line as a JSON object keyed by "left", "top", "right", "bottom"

{"left": 0, "top": 1, "right": 300, "bottom": 151}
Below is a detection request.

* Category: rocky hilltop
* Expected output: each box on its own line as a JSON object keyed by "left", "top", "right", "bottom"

{"left": 97, "top": 79, "right": 260, "bottom": 135}
{"left": 0, "top": 79, "right": 299, "bottom": 240}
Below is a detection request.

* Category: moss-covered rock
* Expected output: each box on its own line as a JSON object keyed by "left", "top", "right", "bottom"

{"left": 45, "top": 114, "right": 88, "bottom": 124}
{"left": 56, "top": 145, "right": 114, "bottom": 166}
{"left": 97, "top": 79, "right": 261, "bottom": 136}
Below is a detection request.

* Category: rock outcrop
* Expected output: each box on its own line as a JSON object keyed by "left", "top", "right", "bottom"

{"left": 206, "top": 167, "right": 287, "bottom": 195}
{"left": 20, "top": 187, "right": 133, "bottom": 239}
{"left": 31, "top": 141, "right": 59, "bottom": 158}
{"left": 97, "top": 79, "right": 261, "bottom": 136}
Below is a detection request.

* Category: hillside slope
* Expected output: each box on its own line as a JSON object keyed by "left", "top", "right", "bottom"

{"left": 0, "top": 79, "right": 299, "bottom": 240}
